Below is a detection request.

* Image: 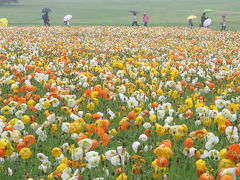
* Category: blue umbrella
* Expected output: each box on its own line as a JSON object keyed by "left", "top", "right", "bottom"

{"left": 42, "top": 8, "right": 51, "bottom": 13}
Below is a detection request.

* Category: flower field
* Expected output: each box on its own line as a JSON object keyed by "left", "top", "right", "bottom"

{"left": 0, "top": 27, "right": 239, "bottom": 180}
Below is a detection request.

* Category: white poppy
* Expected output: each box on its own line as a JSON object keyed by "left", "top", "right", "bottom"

{"left": 205, "top": 136, "right": 219, "bottom": 150}
{"left": 143, "top": 122, "right": 151, "bottom": 129}
{"left": 13, "top": 120, "right": 25, "bottom": 131}
{"left": 37, "top": 153, "right": 48, "bottom": 162}
{"left": 61, "top": 122, "right": 70, "bottom": 133}
{"left": 61, "top": 143, "right": 70, "bottom": 153}
{"left": 110, "top": 155, "right": 121, "bottom": 166}
{"left": 35, "top": 103, "right": 43, "bottom": 111}
{"left": 87, "top": 156, "right": 100, "bottom": 168}
{"left": 183, "top": 147, "right": 196, "bottom": 158}
{"left": 209, "top": 149, "right": 220, "bottom": 160}
{"left": 71, "top": 147, "right": 83, "bottom": 161}
{"left": 215, "top": 99, "right": 226, "bottom": 109}
{"left": 47, "top": 113, "right": 55, "bottom": 124}
{"left": 85, "top": 151, "right": 99, "bottom": 161}
{"left": 132, "top": 141, "right": 141, "bottom": 153}
{"left": 68, "top": 99, "right": 76, "bottom": 108}
{"left": 139, "top": 134, "right": 148, "bottom": 142}
{"left": 78, "top": 138, "right": 92, "bottom": 151}
{"left": 50, "top": 98, "right": 60, "bottom": 107}
{"left": 105, "top": 150, "right": 117, "bottom": 161}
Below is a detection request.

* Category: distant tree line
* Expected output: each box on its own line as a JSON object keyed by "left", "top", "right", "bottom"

{"left": 0, "top": 0, "right": 18, "bottom": 5}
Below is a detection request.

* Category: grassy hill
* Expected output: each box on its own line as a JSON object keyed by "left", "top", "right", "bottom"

{"left": 0, "top": 0, "right": 240, "bottom": 30}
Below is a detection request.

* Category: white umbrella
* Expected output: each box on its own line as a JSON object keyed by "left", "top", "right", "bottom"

{"left": 64, "top": 15, "right": 72, "bottom": 21}
{"left": 203, "top": 18, "right": 212, "bottom": 27}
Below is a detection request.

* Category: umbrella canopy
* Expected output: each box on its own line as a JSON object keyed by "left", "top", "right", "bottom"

{"left": 0, "top": 18, "right": 8, "bottom": 27}
{"left": 42, "top": 8, "right": 51, "bottom": 13}
{"left": 129, "top": 10, "right": 137, "bottom": 15}
{"left": 203, "top": 18, "right": 212, "bottom": 27}
{"left": 203, "top": 9, "right": 214, "bottom": 13}
{"left": 221, "top": 13, "right": 228, "bottom": 17}
{"left": 64, "top": 15, "right": 72, "bottom": 22}
{"left": 187, "top": 15, "right": 197, "bottom": 20}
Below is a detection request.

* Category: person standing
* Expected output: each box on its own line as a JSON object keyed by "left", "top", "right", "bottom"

{"left": 188, "top": 19, "right": 193, "bottom": 28}
{"left": 132, "top": 12, "right": 139, "bottom": 26}
{"left": 200, "top": 13, "right": 207, "bottom": 27}
{"left": 143, "top": 12, "right": 149, "bottom": 26}
{"left": 220, "top": 16, "right": 226, "bottom": 31}
{"left": 42, "top": 12, "right": 50, "bottom": 26}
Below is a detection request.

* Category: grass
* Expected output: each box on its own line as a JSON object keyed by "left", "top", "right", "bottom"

{"left": 0, "top": 0, "right": 240, "bottom": 30}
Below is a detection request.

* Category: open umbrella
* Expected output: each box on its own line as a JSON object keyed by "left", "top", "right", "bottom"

{"left": 0, "top": 18, "right": 8, "bottom": 27}
{"left": 221, "top": 13, "right": 228, "bottom": 17}
{"left": 42, "top": 8, "right": 51, "bottom": 13}
{"left": 129, "top": 10, "right": 137, "bottom": 14}
{"left": 64, "top": 15, "right": 72, "bottom": 22}
{"left": 187, "top": 15, "right": 197, "bottom": 20}
{"left": 203, "top": 9, "right": 214, "bottom": 13}
{"left": 203, "top": 18, "right": 212, "bottom": 27}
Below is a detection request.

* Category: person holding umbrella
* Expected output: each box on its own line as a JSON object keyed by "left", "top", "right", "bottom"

{"left": 143, "top": 12, "right": 149, "bottom": 26}
{"left": 200, "top": 9, "right": 213, "bottom": 27}
{"left": 131, "top": 11, "right": 139, "bottom": 26}
{"left": 64, "top": 15, "right": 72, "bottom": 27}
{"left": 200, "top": 13, "right": 207, "bottom": 27}
{"left": 220, "top": 15, "right": 227, "bottom": 31}
{"left": 42, "top": 8, "right": 51, "bottom": 26}
{"left": 187, "top": 15, "right": 197, "bottom": 28}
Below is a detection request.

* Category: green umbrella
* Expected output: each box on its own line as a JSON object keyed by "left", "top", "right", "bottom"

{"left": 203, "top": 9, "right": 214, "bottom": 13}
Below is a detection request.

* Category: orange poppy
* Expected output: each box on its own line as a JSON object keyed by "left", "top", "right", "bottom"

{"left": 235, "top": 163, "right": 240, "bottom": 176}
{"left": 144, "top": 129, "right": 152, "bottom": 137}
{"left": 120, "top": 121, "right": 130, "bottom": 130}
{"left": 92, "top": 113, "right": 102, "bottom": 120}
{"left": 199, "top": 173, "right": 214, "bottom": 180}
{"left": 77, "top": 134, "right": 87, "bottom": 142}
{"left": 29, "top": 105, "right": 37, "bottom": 112}
{"left": 220, "top": 175, "right": 234, "bottom": 180}
{"left": 97, "top": 127, "right": 105, "bottom": 137}
{"left": 128, "top": 111, "right": 136, "bottom": 121}
{"left": 101, "top": 120, "right": 109, "bottom": 131}
{"left": 16, "top": 142, "right": 26, "bottom": 151}
{"left": 23, "top": 135, "right": 36, "bottom": 147}
{"left": 0, "top": 147, "right": 6, "bottom": 157}
{"left": 156, "top": 157, "right": 168, "bottom": 167}
{"left": 83, "top": 89, "right": 91, "bottom": 97}
{"left": 226, "top": 144, "right": 240, "bottom": 162}
{"left": 4, "top": 125, "right": 14, "bottom": 131}
{"left": 91, "top": 139, "right": 100, "bottom": 149}
{"left": 132, "top": 162, "right": 142, "bottom": 174}
{"left": 161, "top": 140, "right": 172, "bottom": 148}
{"left": 86, "top": 124, "right": 97, "bottom": 134}
{"left": 100, "top": 133, "right": 110, "bottom": 146}
{"left": 184, "top": 138, "right": 193, "bottom": 148}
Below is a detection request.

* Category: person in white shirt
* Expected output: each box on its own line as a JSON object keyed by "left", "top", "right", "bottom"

{"left": 132, "top": 12, "right": 139, "bottom": 26}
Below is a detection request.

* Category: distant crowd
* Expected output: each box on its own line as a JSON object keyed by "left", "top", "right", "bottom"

{"left": 41, "top": 10, "right": 227, "bottom": 31}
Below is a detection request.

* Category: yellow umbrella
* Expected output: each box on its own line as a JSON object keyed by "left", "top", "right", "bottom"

{"left": 0, "top": 18, "right": 8, "bottom": 27}
{"left": 187, "top": 15, "right": 197, "bottom": 20}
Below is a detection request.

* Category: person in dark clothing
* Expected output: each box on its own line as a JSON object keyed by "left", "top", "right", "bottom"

{"left": 42, "top": 12, "right": 50, "bottom": 26}
{"left": 188, "top": 19, "right": 193, "bottom": 28}
{"left": 200, "top": 13, "right": 207, "bottom": 27}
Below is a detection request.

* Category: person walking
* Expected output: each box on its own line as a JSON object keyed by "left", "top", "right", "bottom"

{"left": 143, "top": 12, "right": 149, "bottom": 26}
{"left": 42, "top": 12, "right": 50, "bottom": 26}
{"left": 132, "top": 12, "right": 139, "bottom": 26}
{"left": 200, "top": 13, "right": 207, "bottom": 27}
{"left": 220, "top": 16, "right": 226, "bottom": 31}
